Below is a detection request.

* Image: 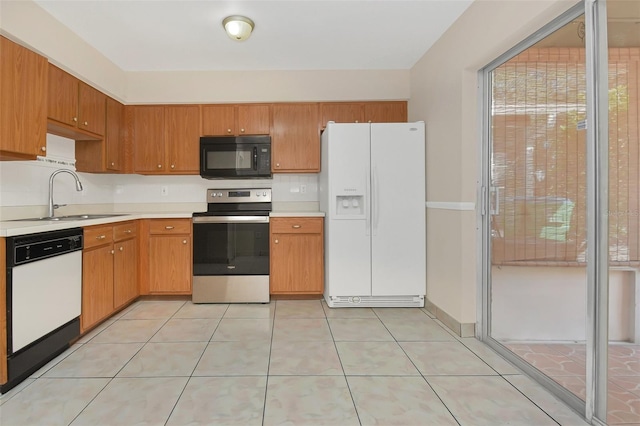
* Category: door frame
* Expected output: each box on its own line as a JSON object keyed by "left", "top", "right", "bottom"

{"left": 477, "top": 1, "right": 610, "bottom": 423}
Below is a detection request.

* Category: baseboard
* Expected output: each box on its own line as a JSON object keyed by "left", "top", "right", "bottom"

{"left": 425, "top": 297, "right": 475, "bottom": 337}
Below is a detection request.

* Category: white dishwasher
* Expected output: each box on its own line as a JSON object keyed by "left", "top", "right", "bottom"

{"left": 3, "top": 228, "right": 83, "bottom": 393}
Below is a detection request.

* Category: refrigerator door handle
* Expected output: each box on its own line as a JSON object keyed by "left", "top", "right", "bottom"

{"left": 372, "top": 166, "right": 379, "bottom": 236}
{"left": 365, "top": 169, "right": 371, "bottom": 236}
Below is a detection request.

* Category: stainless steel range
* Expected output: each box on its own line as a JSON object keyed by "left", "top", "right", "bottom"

{"left": 192, "top": 188, "right": 271, "bottom": 303}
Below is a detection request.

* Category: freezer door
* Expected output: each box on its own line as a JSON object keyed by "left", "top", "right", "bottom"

{"left": 370, "top": 123, "right": 426, "bottom": 296}
{"left": 323, "top": 123, "right": 372, "bottom": 297}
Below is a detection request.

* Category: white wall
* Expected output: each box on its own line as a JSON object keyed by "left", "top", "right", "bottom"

{"left": 492, "top": 267, "right": 636, "bottom": 342}
{"left": 408, "top": 0, "right": 579, "bottom": 324}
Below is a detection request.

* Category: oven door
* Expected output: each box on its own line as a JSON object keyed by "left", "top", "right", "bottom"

{"left": 192, "top": 216, "right": 270, "bottom": 303}
{"left": 193, "top": 216, "right": 270, "bottom": 275}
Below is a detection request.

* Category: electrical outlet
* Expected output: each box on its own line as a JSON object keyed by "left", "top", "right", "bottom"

{"left": 300, "top": 185, "right": 307, "bottom": 194}
{"left": 161, "top": 186, "right": 169, "bottom": 196}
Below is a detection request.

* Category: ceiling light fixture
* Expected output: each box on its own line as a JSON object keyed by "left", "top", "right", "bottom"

{"left": 222, "top": 15, "right": 255, "bottom": 42}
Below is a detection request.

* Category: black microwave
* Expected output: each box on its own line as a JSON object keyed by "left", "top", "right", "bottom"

{"left": 200, "top": 135, "right": 272, "bottom": 179}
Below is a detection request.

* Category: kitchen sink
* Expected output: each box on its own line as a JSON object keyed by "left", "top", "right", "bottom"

{"left": 8, "top": 214, "right": 127, "bottom": 222}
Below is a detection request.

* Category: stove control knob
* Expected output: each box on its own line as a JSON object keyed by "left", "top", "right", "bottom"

{"left": 211, "top": 193, "right": 217, "bottom": 197}
{"left": 263, "top": 191, "right": 267, "bottom": 196}
{"left": 218, "top": 192, "right": 223, "bottom": 197}
{"left": 256, "top": 192, "right": 261, "bottom": 197}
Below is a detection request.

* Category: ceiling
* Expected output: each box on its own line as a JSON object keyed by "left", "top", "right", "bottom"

{"left": 33, "top": 0, "right": 473, "bottom": 72}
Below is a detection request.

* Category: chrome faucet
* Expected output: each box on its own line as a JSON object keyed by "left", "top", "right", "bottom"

{"left": 48, "top": 169, "right": 83, "bottom": 218}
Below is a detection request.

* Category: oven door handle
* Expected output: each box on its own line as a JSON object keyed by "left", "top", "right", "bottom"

{"left": 193, "top": 216, "right": 270, "bottom": 224}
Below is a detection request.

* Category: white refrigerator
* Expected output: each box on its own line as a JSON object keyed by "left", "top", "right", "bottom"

{"left": 319, "top": 122, "right": 426, "bottom": 308}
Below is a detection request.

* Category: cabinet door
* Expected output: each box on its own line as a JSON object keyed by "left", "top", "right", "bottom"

{"left": 78, "top": 82, "right": 106, "bottom": 136}
{"left": 132, "top": 106, "right": 166, "bottom": 173}
{"left": 114, "top": 238, "right": 138, "bottom": 309}
{"left": 105, "top": 97, "right": 124, "bottom": 172}
{"left": 320, "top": 103, "right": 364, "bottom": 128}
{"left": 149, "top": 235, "right": 191, "bottom": 293}
{"left": 47, "top": 64, "right": 78, "bottom": 127}
{"left": 270, "top": 232, "right": 323, "bottom": 294}
{"left": 237, "top": 104, "right": 270, "bottom": 135}
{"left": 364, "top": 101, "right": 407, "bottom": 123}
{"left": 82, "top": 245, "right": 114, "bottom": 331}
{"left": 166, "top": 105, "right": 200, "bottom": 173}
{"left": 271, "top": 103, "right": 320, "bottom": 172}
{"left": 0, "top": 37, "right": 47, "bottom": 159}
{"left": 201, "top": 104, "right": 235, "bottom": 135}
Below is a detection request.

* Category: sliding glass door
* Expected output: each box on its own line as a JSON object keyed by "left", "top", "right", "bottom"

{"left": 480, "top": 1, "right": 637, "bottom": 423}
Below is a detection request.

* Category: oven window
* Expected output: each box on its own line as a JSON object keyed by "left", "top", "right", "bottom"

{"left": 206, "top": 149, "right": 252, "bottom": 170}
{"left": 193, "top": 222, "right": 269, "bottom": 275}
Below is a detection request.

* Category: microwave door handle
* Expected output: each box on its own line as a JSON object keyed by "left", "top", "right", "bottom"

{"left": 253, "top": 147, "right": 258, "bottom": 171}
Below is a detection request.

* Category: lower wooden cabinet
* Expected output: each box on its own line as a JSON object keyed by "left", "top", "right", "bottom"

{"left": 270, "top": 217, "right": 324, "bottom": 295}
{"left": 140, "top": 219, "right": 192, "bottom": 294}
{"left": 82, "top": 221, "right": 138, "bottom": 332}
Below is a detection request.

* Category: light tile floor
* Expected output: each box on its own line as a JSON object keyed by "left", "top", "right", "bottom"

{"left": 0, "top": 300, "right": 588, "bottom": 426}
{"left": 506, "top": 342, "right": 640, "bottom": 424}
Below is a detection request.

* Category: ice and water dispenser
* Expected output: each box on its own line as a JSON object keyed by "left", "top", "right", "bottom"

{"left": 336, "top": 194, "right": 365, "bottom": 219}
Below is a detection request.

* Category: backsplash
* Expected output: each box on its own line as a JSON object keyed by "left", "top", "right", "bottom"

{"left": 0, "top": 134, "right": 319, "bottom": 209}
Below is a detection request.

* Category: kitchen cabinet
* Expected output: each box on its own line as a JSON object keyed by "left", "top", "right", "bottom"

{"left": 113, "top": 222, "right": 138, "bottom": 309}
{"left": 271, "top": 103, "right": 320, "bottom": 172}
{"left": 0, "top": 37, "right": 47, "bottom": 160}
{"left": 47, "top": 64, "right": 105, "bottom": 139}
{"left": 131, "top": 105, "right": 199, "bottom": 174}
{"left": 270, "top": 217, "right": 324, "bottom": 295}
{"left": 320, "top": 101, "right": 408, "bottom": 128}
{"left": 201, "top": 104, "right": 270, "bottom": 136}
{"left": 364, "top": 101, "right": 407, "bottom": 124}
{"left": 81, "top": 225, "right": 115, "bottom": 332}
{"left": 75, "top": 97, "right": 125, "bottom": 173}
{"left": 141, "top": 219, "right": 192, "bottom": 294}
{"left": 81, "top": 221, "right": 138, "bottom": 332}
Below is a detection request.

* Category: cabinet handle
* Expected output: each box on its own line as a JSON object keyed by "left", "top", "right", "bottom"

{"left": 368, "top": 120, "right": 372, "bottom": 123}
{"left": 171, "top": 164, "right": 175, "bottom": 169}
{"left": 40, "top": 146, "right": 46, "bottom": 152}
{"left": 274, "top": 239, "right": 279, "bottom": 244}
{"left": 84, "top": 121, "right": 88, "bottom": 126}
{"left": 276, "top": 163, "right": 280, "bottom": 168}
{"left": 165, "top": 226, "right": 174, "bottom": 230}
{"left": 227, "top": 128, "right": 232, "bottom": 133}
{"left": 73, "top": 117, "right": 78, "bottom": 122}
{"left": 110, "top": 162, "right": 115, "bottom": 166}
{"left": 97, "top": 235, "right": 106, "bottom": 240}
{"left": 355, "top": 120, "right": 359, "bottom": 123}
{"left": 110, "top": 249, "right": 115, "bottom": 255}
{"left": 125, "top": 229, "right": 132, "bottom": 234}
{"left": 157, "top": 164, "right": 162, "bottom": 169}
{"left": 119, "top": 246, "right": 124, "bottom": 251}
{"left": 240, "top": 128, "right": 245, "bottom": 133}
{"left": 292, "top": 225, "right": 301, "bottom": 229}
{"left": 182, "top": 240, "right": 187, "bottom": 244}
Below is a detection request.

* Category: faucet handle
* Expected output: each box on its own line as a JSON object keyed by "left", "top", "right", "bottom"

{"left": 53, "top": 204, "right": 67, "bottom": 210}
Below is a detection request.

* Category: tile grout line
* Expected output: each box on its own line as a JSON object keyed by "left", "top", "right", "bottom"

{"left": 262, "top": 300, "right": 278, "bottom": 426}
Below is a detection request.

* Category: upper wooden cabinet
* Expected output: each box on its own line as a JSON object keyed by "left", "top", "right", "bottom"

{"left": 201, "top": 104, "right": 270, "bottom": 136}
{"left": 0, "top": 37, "right": 47, "bottom": 160}
{"left": 75, "top": 97, "right": 125, "bottom": 173}
{"left": 271, "top": 103, "right": 320, "bottom": 172}
{"left": 131, "top": 105, "right": 200, "bottom": 174}
{"left": 47, "top": 64, "right": 106, "bottom": 139}
{"left": 364, "top": 101, "right": 407, "bottom": 124}
{"left": 320, "top": 101, "right": 407, "bottom": 128}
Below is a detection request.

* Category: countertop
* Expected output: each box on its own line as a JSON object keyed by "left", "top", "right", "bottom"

{"left": 0, "top": 212, "right": 193, "bottom": 237}
{"left": 0, "top": 210, "right": 325, "bottom": 237}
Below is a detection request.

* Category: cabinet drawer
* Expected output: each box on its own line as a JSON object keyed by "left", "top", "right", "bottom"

{"left": 84, "top": 224, "right": 114, "bottom": 249}
{"left": 113, "top": 221, "right": 137, "bottom": 241}
{"left": 149, "top": 219, "right": 191, "bottom": 235}
{"left": 270, "top": 217, "right": 323, "bottom": 234}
